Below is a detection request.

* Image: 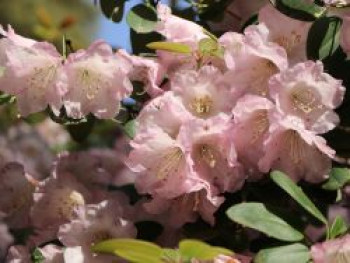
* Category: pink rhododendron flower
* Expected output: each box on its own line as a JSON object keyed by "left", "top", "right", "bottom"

{"left": 171, "top": 66, "right": 236, "bottom": 119}
{"left": 259, "top": 113, "right": 335, "bottom": 183}
{"left": 220, "top": 24, "right": 288, "bottom": 98}
{"left": 135, "top": 91, "right": 192, "bottom": 138}
{"left": 232, "top": 95, "right": 274, "bottom": 180}
{"left": 0, "top": 33, "right": 65, "bottom": 116}
{"left": 269, "top": 61, "right": 345, "bottom": 134}
{"left": 259, "top": 4, "right": 311, "bottom": 64}
{"left": 156, "top": 3, "right": 206, "bottom": 47}
{"left": 340, "top": 15, "right": 350, "bottom": 57}
{"left": 179, "top": 115, "right": 245, "bottom": 192}
{"left": 31, "top": 172, "right": 92, "bottom": 237}
{"left": 62, "top": 40, "right": 133, "bottom": 119}
{"left": 128, "top": 126, "right": 198, "bottom": 199}
{"left": 311, "top": 234, "right": 350, "bottom": 262}
{"left": 58, "top": 199, "right": 136, "bottom": 261}
{"left": 144, "top": 186, "right": 224, "bottom": 227}
{"left": 117, "top": 49, "right": 165, "bottom": 97}
{"left": 212, "top": 254, "right": 251, "bottom": 263}
{"left": 0, "top": 162, "right": 37, "bottom": 228}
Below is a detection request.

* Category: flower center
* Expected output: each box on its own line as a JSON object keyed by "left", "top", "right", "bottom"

{"left": 250, "top": 110, "right": 269, "bottom": 143}
{"left": 250, "top": 60, "right": 278, "bottom": 96}
{"left": 198, "top": 144, "right": 217, "bottom": 168}
{"left": 190, "top": 95, "right": 213, "bottom": 117}
{"left": 79, "top": 68, "right": 110, "bottom": 100}
{"left": 56, "top": 190, "right": 85, "bottom": 219}
{"left": 29, "top": 64, "right": 57, "bottom": 98}
{"left": 290, "top": 87, "right": 321, "bottom": 114}
{"left": 275, "top": 30, "right": 302, "bottom": 54}
{"left": 155, "top": 147, "right": 184, "bottom": 179}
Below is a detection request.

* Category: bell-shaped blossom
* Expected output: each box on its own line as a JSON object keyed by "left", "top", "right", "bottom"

{"left": 62, "top": 40, "right": 132, "bottom": 119}
{"left": 0, "top": 162, "right": 37, "bottom": 228}
{"left": 259, "top": 113, "right": 335, "bottom": 183}
{"left": 232, "top": 95, "right": 275, "bottom": 180}
{"left": 156, "top": 3, "right": 206, "bottom": 47}
{"left": 144, "top": 186, "right": 224, "bottom": 227}
{"left": 117, "top": 49, "right": 165, "bottom": 97}
{"left": 171, "top": 66, "right": 236, "bottom": 119}
{"left": 128, "top": 126, "right": 198, "bottom": 199}
{"left": 179, "top": 115, "right": 245, "bottom": 192}
{"left": 269, "top": 61, "right": 345, "bottom": 133}
{"left": 136, "top": 91, "right": 192, "bottom": 138}
{"left": 341, "top": 15, "right": 350, "bottom": 57}
{"left": 220, "top": 24, "right": 288, "bottom": 98}
{"left": 0, "top": 30, "right": 65, "bottom": 116}
{"left": 30, "top": 172, "right": 93, "bottom": 240}
{"left": 58, "top": 198, "right": 136, "bottom": 262}
{"left": 0, "top": 220, "right": 13, "bottom": 261}
{"left": 259, "top": 4, "right": 311, "bottom": 64}
{"left": 311, "top": 234, "right": 350, "bottom": 263}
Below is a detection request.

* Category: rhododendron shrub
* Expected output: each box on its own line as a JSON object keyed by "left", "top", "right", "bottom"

{"left": 1, "top": 0, "right": 350, "bottom": 262}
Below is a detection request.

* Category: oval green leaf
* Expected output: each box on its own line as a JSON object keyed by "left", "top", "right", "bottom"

{"left": 271, "top": 171, "right": 328, "bottom": 224}
{"left": 146, "top": 41, "right": 192, "bottom": 54}
{"left": 123, "top": 119, "right": 136, "bottom": 139}
{"left": 179, "top": 239, "right": 233, "bottom": 261}
{"left": 91, "top": 238, "right": 163, "bottom": 263}
{"left": 100, "top": 0, "right": 125, "bottom": 23}
{"left": 226, "top": 202, "right": 304, "bottom": 242}
{"left": 329, "top": 216, "right": 348, "bottom": 239}
{"left": 307, "top": 16, "right": 342, "bottom": 60}
{"left": 254, "top": 243, "right": 310, "bottom": 263}
{"left": 322, "top": 168, "right": 350, "bottom": 191}
{"left": 127, "top": 4, "right": 157, "bottom": 34}
{"left": 269, "top": 0, "right": 326, "bottom": 21}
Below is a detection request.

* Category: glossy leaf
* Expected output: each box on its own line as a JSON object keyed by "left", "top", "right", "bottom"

{"left": 269, "top": 0, "right": 326, "bottom": 21}
{"left": 271, "top": 171, "right": 328, "bottom": 224}
{"left": 91, "top": 238, "right": 163, "bottom": 263}
{"left": 226, "top": 203, "right": 304, "bottom": 242}
{"left": 127, "top": 4, "right": 157, "bottom": 33}
{"left": 307, "top": 16, "right": 342, "bottom": 60}
{"left": 146, "top": 41, "right": 192, "bottom": 54}
{"left": 179, "top": 239, "right": 233, "bottom": 261}
{"left": 322, "top": 168, "right": 350, "bottom": 191}
{"left": 329, "top": 216, "right": 348, "bottom": 239}
{"left": 100, "top": 0, "right": 125, "bottom": 23}
{"left": 254, "top": 244, "right": 310, "bottom": 263}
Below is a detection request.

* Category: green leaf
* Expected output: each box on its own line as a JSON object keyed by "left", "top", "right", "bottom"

{"left": 160, "top": 249, "right": 183, "bottom": 262}
{"left": 127, "top": 4, "right": 157, "bottom": 34}
{"left": 179, "top": 239, "right": 233, "bottom": 261}
{"left": 329, "top": 216, "right": 348, "bottom": 239}
{"left": 322, "top": 168, "right": 350, "bottom": 191}
{"left": 271, "top": 171, "right": 328, "bottom": 225}
{"left": 269, "top": 0, "right": 326, "bottom": 21}
{"left": 91, "top": 238, "right": 163, "bottom": 263}
{"left": 254, "top": 244, "right": 310, "bottom": 263}
{"left": 226, "top": 203, "right": 304, "bottom": 242}
{"left": 31, "top": 248, "right": 45, "bottom": 263}
{"left": 146, "top": 41, "right": 192, "bottom": 54}
{"left": 100, "top": 0, "right": 125, "bottom": 23}
{"left": 122, "top": 119, "right": 136, "bottom": 139}
{"left": 307, "top": 16, "right": 342, "bottom": 60}
{"left": 0, "top": 92, "right": 14, "bottom": 105}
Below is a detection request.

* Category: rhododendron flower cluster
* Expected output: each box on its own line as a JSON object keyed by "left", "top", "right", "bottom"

{"left": 1, "top": 1, "right": 350, "bottom": 262}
